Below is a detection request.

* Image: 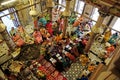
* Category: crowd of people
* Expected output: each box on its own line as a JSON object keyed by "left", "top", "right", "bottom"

{"left": 7, "top": 6, "right": 119, "bottom": 80}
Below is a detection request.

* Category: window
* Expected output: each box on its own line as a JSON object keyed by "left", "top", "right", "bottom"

{"left": 112, "top": 18, "right": 120, "bottom": 32}
{"left": 74, "top": 0, "right": 85, "bottom": 14}
{"left": 92, "top": 21, "right": 96, "bottom": 26}
{"left": 58, "top": 0, "right": 65, "bottom": 11}
{"left": 0, "top": 10, "right": 15, "bottom": 32}
{"left": 90, "top": 8, "right": 99, "bottom": 21}
{"left": 62, "top": 0, "right": 66, "bottom": 6}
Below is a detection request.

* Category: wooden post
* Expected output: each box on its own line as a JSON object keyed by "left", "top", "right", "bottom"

{"left": 89, "top": 63, "right": 106, "bottom": 80}
{"left": 48, "top": 7, "right": 53, "bottom": 21}
{"left": 0, "top": 22, "right": 16, "bottom": 52}
{"left": 84, "top": 9, "right": 109, "bottom": 53}
{"left": 47, "top": 0, "right": 54, "bottom": 21}
{"left": 62, "top": 16, "right": 68, "bottom": 37}
{"left": 62, "top": 0, "right": 72, "bottom": 38}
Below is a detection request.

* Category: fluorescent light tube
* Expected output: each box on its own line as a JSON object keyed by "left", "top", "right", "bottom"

{"left": 1, "top": 0, "right": 16, "bottom": 5}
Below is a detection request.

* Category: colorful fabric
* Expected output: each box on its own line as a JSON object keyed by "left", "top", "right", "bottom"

{"left": 69, "top": 17, "right": 76, "bottom": 25}
{"left": 12, "top": 34, "right": 24, "bottom": 47}
{"left": 33, "top": 31, "right": 43, "bottom": 43}
{"left": 73, "top": 17, "right": 83, "bottom": 27}
{"left": 39, "top": 18, "right": 47, "bottom": 26}
{"left": 46, "top": 22, "right": 53, "bottom": 36}
{"left": 34, "top": 20, "right": 38, "bottom": 28}
{"left": 65, "top": 52, "right": 75, "bottom": 61}
{"left": 108, "top": 33, "right": 118, "bottom": 44}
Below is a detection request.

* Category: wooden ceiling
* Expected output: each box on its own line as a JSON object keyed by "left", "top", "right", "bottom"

{"left": 85, "top": 0, "right": 120, "bottom": 17}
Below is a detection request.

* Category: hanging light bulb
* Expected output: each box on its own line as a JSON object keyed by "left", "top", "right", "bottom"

{"left": 29, "top": 0, "right": 38, "bottom": 17}
{"left": 1, "top": 0, "right": 16, "bottom": 6}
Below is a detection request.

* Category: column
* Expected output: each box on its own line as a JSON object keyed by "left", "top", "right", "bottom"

{"left": 0, "top": 21, "right": 16, "bottom": 52}
{"left": 62, "top": 0, "right": 72, "bottom": 38}
{"left": 46, "top": 0, "right": 54, "bottom": 21}
{"left": 15, "top": 5, "right": 30, "bottom": 26}
{"left": 29, "top": 0, "right": 38, "bottom": 29}
{"left": 84, "top": 8, "right": 109, "bottom": 53}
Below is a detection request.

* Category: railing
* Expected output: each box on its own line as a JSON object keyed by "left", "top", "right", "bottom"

{"left": 0, "top": 1, "right": 120, "bottom": 33}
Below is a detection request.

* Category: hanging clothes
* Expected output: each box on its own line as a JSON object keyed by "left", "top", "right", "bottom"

{"left": 46, "top": 21, "right": 53, "bottom": 36}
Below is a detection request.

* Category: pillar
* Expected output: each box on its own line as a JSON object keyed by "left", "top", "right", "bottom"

{"left": 62, "top": 0, "right": 72, "bottom": 38}
{"left": 46, "top": 0, "right": 54, "bottom": 21}
{"left": 0, "top": 21, "right": 16, "bottom": 52}
{"left": 29, "top": 0, "right": 38, "bottom": 29}
{"left": 84, "top": 7, "right": 109, "bottom": 53}
{"left": 63, "top": 17, "right": 68, "bottom": 37}
{"left": 15, "top": 4, "right": 30, "bottom": 26}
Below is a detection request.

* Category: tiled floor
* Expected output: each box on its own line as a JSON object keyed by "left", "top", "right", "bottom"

{"left": 62, "top": 59, "right": 84, "bottom": 80}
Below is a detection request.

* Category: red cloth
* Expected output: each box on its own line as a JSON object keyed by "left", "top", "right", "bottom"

{"left": 65, "top": 53, "right": 75, "bottom": 61}
{"left": 106, "top": 46, "right": 115, "bottom": 53}
{"left": 105, "top": 45, "right": 115, "bottom": 58}
{"left": 46, "top": 22, "right": 53, "bottom": 36}
{"left": 38, "top": 66, "right": 47, "bottom": 75}
{"left": 34, "top": 20, "right": 38, "bottom": 29}
{"left": 82, "top": 39, "right": 88, "bottom": 46}
{"left": 47, "top": 75, "right": 55, "bottom": 80}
